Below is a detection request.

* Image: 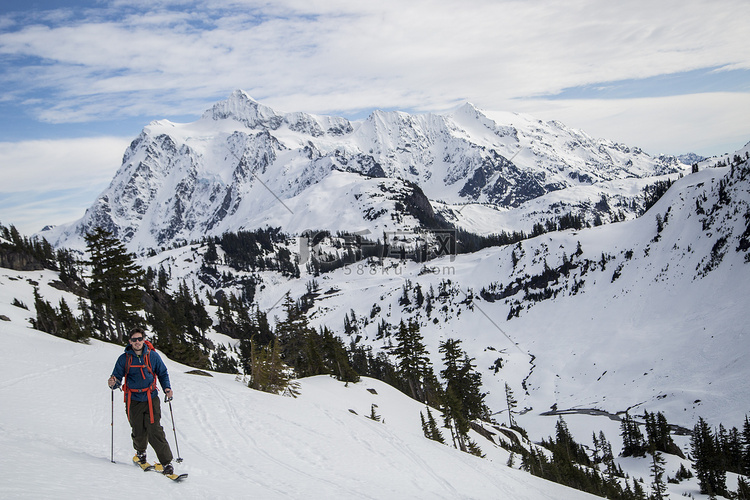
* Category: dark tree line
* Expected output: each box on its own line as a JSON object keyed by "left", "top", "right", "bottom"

{"left": 691, "top": 415, "right": 750, "bottom": 498}
{"left": 520, "top": 417, "right": 647, "bottom": 500}
{"left": 641, "top": 179, "right": 674, "bottom": 214}
{"left": 0, "top": 223, "right": 56, "bottom": 270}
{"left": 213, "top": 228, "right": 299, "bottom": 277}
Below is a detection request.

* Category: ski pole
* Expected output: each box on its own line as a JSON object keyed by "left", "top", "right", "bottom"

{"left": 110, "top": 387, "right": 115, "bottom": 463}
{"left": 110, "top": 379, "right": 120, "bottom": 463}
{"left": 165, "top": 394, "right": 183, "bottom": 462}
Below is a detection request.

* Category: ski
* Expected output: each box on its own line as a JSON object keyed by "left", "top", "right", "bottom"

{"left": 153, "top": 462, "right": 189, "bottom": 482}
{"left": 132, "top": 455, "right": 155, "bottom": 471}
{"left": 163, "top": 473, "right": 189, "bottom": 482}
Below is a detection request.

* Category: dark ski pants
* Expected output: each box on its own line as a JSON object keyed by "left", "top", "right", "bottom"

{"left": 127, "top": 397, "right": 173, "bottom": 466}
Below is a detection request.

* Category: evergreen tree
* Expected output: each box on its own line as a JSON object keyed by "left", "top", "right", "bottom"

{"left": 414, "top": 283, "right": 424, "bottom": 308}
{"left": 57, "top": 298, "right": 85, "bottom": 342}
{"left": 205, "top": 238, "right": 218, "bottom": 263}
{"left": 420, "top": 411, "right": 429, "bottom": 438}
{"left": 722, "top": 425, "right": 744, "bottom": 474}
{"left": 77, "top": 296, "right": 95, "bottom": 339}
{"left": 318, "top": 326, "right": 359, "bottom": 383}
{"left": 691, "top": 417, "right": 727, "bottom": 497}
{"left": 425, "top": 407, "right": 444, "bottom": 443}
{"left": 621, "top": 414, "right": 647, "bottom": 457}
{"left": 592, "top": 432, "right": 602, "bottom": 464}
{"left": 504, "top": 382, "right": 518, "bottom": 427}
{"left": 367, "top": 404, "right": 381, "bottom": 422}
{"left": 249, "top": 337, "right": 294, "bottom": 394}
{"left": 31, "top": 288, "right": 88, "bottom": 342}
{"left": 392, "top": 319, "right": 432, "bottom": 402}
{"left": 439, "top": 338, "right": 488, "bottom": 452}
{"left": 32, "top": 286, "right": 58, "bottom": 336}
{"left": 598, "top": 431, "right": 616, "bottom": 476}
{"left": 552, "top": 417, "right": 590, "bottom": 466}
{"left": 648, "top": 445, "right": 669, "bottom": 500}
{"left": 275, "top": 292, "right": 314, "bottom": 375}
{"left": 675, "top": 463, "right": 692, "bottom": 481}
{"left": 465, "top": 438, "right": 485, "bottom": 458}
{"left": 644, "top": 411, "right": 677, "bottom": 455}
{"left": 84, "top": 227, "right": 143, "bottom": 341}
{"left": 441, "top": 386, "right": 470, "bottom": 451}
{"left": 632, "top": 478, "right": 646, "bottom": 500}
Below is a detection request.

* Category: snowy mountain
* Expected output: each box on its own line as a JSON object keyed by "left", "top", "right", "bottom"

{"left": 42, "top": 90, "right": 688, "bottom": 254}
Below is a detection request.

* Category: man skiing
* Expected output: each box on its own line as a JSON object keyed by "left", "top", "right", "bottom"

{"left": 108, "top": 327, "right": 176, "bottom": 475}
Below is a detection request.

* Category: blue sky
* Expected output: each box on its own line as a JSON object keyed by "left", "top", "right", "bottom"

{"left": 1, "top": 0, "right": 749, "bottom": 235}
{"left": 549, "top": 67, "right": 750, "bottom": 100}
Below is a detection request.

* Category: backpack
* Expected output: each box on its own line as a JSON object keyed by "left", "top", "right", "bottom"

{"left": 123, "top": 340, "right": 158, "bottom": 424}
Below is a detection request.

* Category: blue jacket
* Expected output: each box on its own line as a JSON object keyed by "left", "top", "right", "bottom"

{"left": 111, "top": 344, "right": 171, "bottom": 402}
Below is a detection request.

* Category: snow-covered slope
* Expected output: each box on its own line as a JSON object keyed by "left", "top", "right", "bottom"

{"left": 0, "top": 276, "right": 599, "bottom": 499}
{"left": 42, "top": 90, "right": 687, "bottom": 254}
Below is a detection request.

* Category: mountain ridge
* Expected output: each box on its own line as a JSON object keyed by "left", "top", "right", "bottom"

{"left": 41, "top": 91, "right": 688, "bottom": 254}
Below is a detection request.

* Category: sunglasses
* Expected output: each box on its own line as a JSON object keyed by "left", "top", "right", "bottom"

{"left": 130, "top": 337, "right": 144, "bottom": 342}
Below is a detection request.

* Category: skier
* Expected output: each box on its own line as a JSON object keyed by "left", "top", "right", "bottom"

{"left": 108, "top": 327, "right": 176, "bottom": 475}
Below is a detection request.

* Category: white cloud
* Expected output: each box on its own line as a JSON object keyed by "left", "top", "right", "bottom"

{"left": 0, "top": 137, "right": 129, "bottom": 192}
{"left": 1, "top": 0, "right": 749, "bottom": 124}
{"left": 504, "top": 92, "right": 750, "bottom": 157}
{"left": 0, "top": 137, "right": 129, "bottom": 234}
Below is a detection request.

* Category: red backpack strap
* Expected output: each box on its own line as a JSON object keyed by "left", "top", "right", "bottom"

{"left": 122, "top": 350, "right": 158, "bottom": 424}
{"left": 123, "top": 353, "right": 133, "bottom": 422}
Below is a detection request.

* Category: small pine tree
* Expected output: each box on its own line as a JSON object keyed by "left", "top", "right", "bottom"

{"left": 425, "top": 407, "right": 444, "bottom": 444}
{"left": 649, "top": 445, "right": 669, "bottom": 500}
{"left": 504, "top": 382, "right": 518, "bottom": 428}
{"left": 632, "top": 478, "right": 646, "bottom": 500}
{"left": 674, "top": 463, "right": 692, "bottom": 481}
{"left": 368, "top": 404, "right": 381, "bottom": 422}
{"left": 466, "top": 438, "right": 485, "bottom": 458}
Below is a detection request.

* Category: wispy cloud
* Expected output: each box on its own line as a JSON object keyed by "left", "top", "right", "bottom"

{"left": 0, "top": 137, "right": 129, "bottom": 233}
{"left": 0, "top": 137, "right": 128, "bottom": 192}
{"left": 1, "top": 0, "right": 748, "bottom": 123}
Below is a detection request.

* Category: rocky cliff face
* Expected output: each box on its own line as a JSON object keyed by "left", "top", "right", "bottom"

{"left": 44, "top": 90, "right": 687, "bottom": 253}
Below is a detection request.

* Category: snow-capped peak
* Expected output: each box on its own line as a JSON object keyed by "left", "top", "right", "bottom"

{"left": 202, "top": 89, "right": 284, "bottom": 129}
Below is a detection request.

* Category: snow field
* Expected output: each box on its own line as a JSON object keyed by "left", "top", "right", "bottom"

{"left": 0, "top": 276, "right": 599, "bottom": 499}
